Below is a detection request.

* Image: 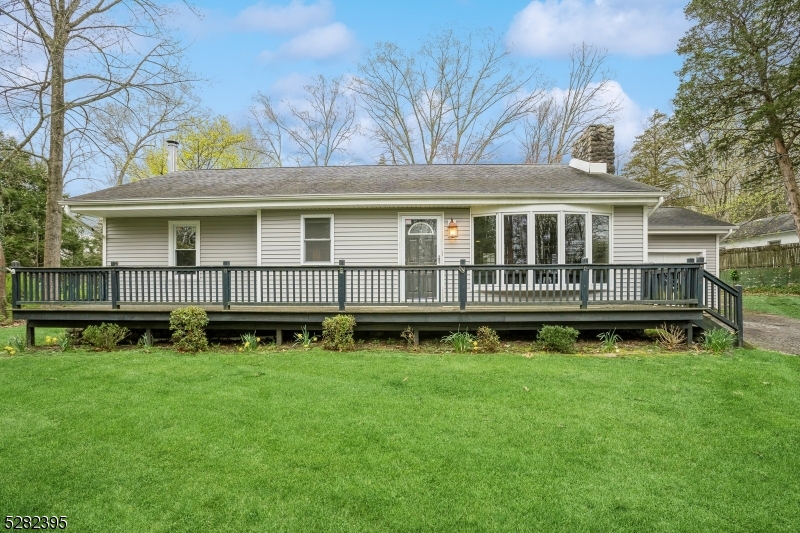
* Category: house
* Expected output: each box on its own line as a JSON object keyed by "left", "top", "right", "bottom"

{"left": 9, "top": 126, "right": 743, "bottom": 346}
{"left": 721, "top": 213, "right": 798, "bottom": 249}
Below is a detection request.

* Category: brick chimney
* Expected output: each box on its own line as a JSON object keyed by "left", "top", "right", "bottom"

{"left": 570, "top": 124, "right": 615, "bottom": 174}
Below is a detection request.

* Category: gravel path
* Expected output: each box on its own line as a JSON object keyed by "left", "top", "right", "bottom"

{"left": 744, "top": 312, "right": 800, "bottom": 355}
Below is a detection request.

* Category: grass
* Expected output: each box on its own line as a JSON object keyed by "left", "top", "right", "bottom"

{"left": 743, "top": 293, "right": 800, "bottom": 320}
{"left": 1, "top": 326, "right": 799, "bottom": 532}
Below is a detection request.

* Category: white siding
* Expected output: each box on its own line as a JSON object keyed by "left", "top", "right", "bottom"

{"left": 199, "top": 217, "right": 257, "bottom": 266}
{"left": 106, "top": 218, "right": 169, "bottom": 266}
{"left": 261, "top": 211, "right": 301, "bottom": 266}
{"left": 649, "top": 233, "right": 719, "bottom": 275}
{"left": 443, "top": 209, "right": 470, "bottom": 265}
{"left": 612, "top": 206, "right": 645, "bottom": 263}
{"left": 334, "top": 210, "right": 398, "bottom": 265}
{"left": 106, "top": 217, "right": 256, "bottom": 266}
{"left": 260, "top": 208, "right": 470, "bottom": 266}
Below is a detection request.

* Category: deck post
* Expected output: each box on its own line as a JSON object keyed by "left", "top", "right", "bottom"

{"left": 26, "top": 323, "right": 35, "bottom": 348}
{"left": 458, "top": 259, "right": 467, "bottom": 310}
{"left": 110, "top": 262, "right": 120, "bottom": 309}
{"left": 338, "top": 260, "right": 346, "bottom": 311}
{"left": 686, "top": 323, "right": 693, "bottom": 346}
{"left": 412, "top": 327, "right": 420, "bottom": 347}
{"left": 694, "top": 258, "right": 705, "bottom": 307}
{"left": 735, "top": 284, "right": 744, "bottom": 347}
{"left": 222, "top": 261, "right": 231, "bottom": 310}
{"left": 145, "top": 328, "right": 153, "bottom": 345}
{"left": 275, "top": 329, "right": 283, "bottom": 346}
{"left": 10, "top": 261, "right": 21, "bottom": 309}
{"left": 579, "top": 258, "right": 589, "bottom": 309}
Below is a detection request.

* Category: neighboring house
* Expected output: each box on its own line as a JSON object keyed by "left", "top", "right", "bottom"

{"left": 648, "top": 207, "right": 737, "bottom": 276}
{"left": 721, "top": 214, "right": 799, "bottom": 249}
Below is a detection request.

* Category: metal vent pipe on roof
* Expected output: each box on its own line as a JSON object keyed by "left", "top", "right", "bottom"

{"left": 166, "top": 139, "right": 178, "bottom": 173}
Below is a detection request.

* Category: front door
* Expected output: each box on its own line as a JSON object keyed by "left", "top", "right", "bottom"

{"left": 403, "top": 217, "right": 440, "bottom": 300}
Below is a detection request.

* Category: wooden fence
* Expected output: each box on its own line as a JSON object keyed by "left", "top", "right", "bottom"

{"left": 721, "top": 243, "right": 800, "bottom": 270}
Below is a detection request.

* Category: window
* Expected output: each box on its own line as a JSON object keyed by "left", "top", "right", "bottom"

{"left": 473, "top": 215, "right": 497, "bottom": 284}
{"left": 591, "top": 215, "right": 610, "bottom": 263}
{"left": 534, "top": 214, "right": 558, "bottom": 264}
{"left": 503, "top": 214, "right": 528, "bottom": 283}
{"left": 303, "top": 216, "right": 332, "bottom": 263}
{"left": 565, "top": 214, "right": 586, "bottom": 264}
{"left": 169, "top": 221, "right": 199, "bottom": 267}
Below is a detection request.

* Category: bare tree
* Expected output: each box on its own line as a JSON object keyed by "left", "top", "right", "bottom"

{"left": 352, "top": 29, "right": 546, "bottom": 164}
{"left": 252, "top": 75, "right": 361, "bottom": 166}
{"left": 0, "top": 0, "right": 196, "bottom": 266}
{"left": 0, "top": 238, "right": 6, "bottom": 321}
{"left": 91, "top": 85, "right": 198, "bottom": 186}
{"left": 518, "top": 44, "right": 621, "bottom": 164}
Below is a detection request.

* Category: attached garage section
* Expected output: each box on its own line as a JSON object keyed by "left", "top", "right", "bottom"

{"left": 647, "top": 207, "right": 736, "bottom": 277}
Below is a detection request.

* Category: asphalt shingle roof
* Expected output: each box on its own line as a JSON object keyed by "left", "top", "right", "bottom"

{"left": 69, "top": 165, "right": 662, "bottom": 202}
{"left": 728, "top": 213, "right": 796, "bottom": 239}
{"left": 649, "top": 207, "right": 735, "bottom": 228}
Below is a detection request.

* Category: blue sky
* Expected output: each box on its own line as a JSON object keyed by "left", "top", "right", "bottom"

{"left": 175, "top": 0, "right": 689, "bottom": 155}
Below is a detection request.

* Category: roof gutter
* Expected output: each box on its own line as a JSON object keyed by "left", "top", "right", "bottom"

{"left": 647, "top": 196, "right": 665, "bottom": 217}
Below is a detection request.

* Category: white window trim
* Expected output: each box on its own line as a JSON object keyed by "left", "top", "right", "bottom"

{"left": 301, "top": 214, "right": 334, "bottom": 265}
{"left": 168, "top": 220, "right": 200, "bottom": 267}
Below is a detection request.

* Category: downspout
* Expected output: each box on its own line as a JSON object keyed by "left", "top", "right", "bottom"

{"left": 63, "top": 206, "right": 102, "bottom": 237}
{"left": 647, "top": 196, "right": 665, "bottom": 217}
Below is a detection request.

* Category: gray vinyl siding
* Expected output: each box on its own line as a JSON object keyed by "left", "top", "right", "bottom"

{"left": 612, "top": 206, "right": 645, "bottom": 263}
{"left": 443, "top": 209, "right": 470, "bottom": 265}
{"left": 648, "top": 234, "right": 718, "bottom": 275}
{"left": 261, "top": 209, "right": 470, "bottom": 266}
{"left": 105, "top": 217, "right": 256, "bottom": 266}
{"left": 199, "top": 217, "right": 257, "bottom": 266}
{"left": 106, "top": 218, "right": 169, "bottom": 266}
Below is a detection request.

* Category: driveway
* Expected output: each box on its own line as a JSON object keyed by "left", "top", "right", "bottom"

{"left": 744, "top": 312, "right": 800, "bottom": 355}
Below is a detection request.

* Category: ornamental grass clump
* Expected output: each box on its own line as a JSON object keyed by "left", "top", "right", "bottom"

{"left": 82, "top": 323, "right": 130, "bottom": 350}
{"left": 170, "top": 306, "right": 209, "bottom": 353}
{"left": 536, "top": 325, "right": 579, "bottom": 354}
{"left": 703, "top": 328, "right": 735, "bottom": 354}
{"left": 442, "top": 329, "right": 476, "bottom": 353}
{"left": 322, "top": 314, "right": 356, "bottom": 351}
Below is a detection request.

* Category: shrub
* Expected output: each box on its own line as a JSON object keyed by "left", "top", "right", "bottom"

{"left": 82, "top": 323, "right": 130, "bottom": 350}
{"left": 169, "top": 306, "right": 209, "bottom": 353}
{"left": 442, "top": 329, "right": 476, "bottom": 353}
{"left": 654, "top": 323, "right": 686, "bottom": 351}
{"left": 703, "top": 328, "right": 735, "bottom": 354}
{"left": 400, "top": 326, "right": 416, "bottom": 350}
{"left": 322, "top": 314, "right": 356, "bottom": 351}
{"left": 476, "top": 326, "right": 501, "bottom": 353}
{"left": 537, "top": 325, "right": 579, "bottom": 353}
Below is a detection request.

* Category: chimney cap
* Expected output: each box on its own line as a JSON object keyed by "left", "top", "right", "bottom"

{"left": 166, "top": 139, "right": 179, "bottom": 146}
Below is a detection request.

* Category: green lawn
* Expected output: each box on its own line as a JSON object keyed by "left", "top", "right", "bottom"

{"left": 743, "top": 293, "right": 800, "bottom": 320}
{"left": 1, "top": 327, "right": 799, "bottom": 532}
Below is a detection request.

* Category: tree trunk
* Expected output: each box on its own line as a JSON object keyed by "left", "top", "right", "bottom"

{"left": 44, "top": 47, "right": 65, "bottom": 268}
{"left": 773, "top": 137, "right": 800, "bottom": 242}
{"left": 0, "top": 239, "right": 7, "bottom": 321}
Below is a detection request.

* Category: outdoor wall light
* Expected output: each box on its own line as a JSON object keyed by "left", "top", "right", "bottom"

{"left": 448, "top": 218, "right": 458, "bottom": 238}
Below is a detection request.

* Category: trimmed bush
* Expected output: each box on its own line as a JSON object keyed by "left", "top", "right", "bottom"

{"left": 322, "top": 314, "right": 356, "bottom": 351}
{"left": 537, "top": 325, "right": 579, "bottom": 353}
{"left": 476, "top": 326, "right": 501, "bottom": 353}
{"left": 170, "top": 306, "right": 209, "bottom": 353}
{"left": 82, "top": 323, "right": 130, "bottom": 350}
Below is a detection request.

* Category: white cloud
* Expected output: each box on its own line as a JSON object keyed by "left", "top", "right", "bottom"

{"left": 506, "top": 0, "right": 689, "bottom": 57}
{"left": 233, "top": 0, "right": 333, "bottom": 34}
{"left": 258, "top": 22, "right": 356, "bottom": 62}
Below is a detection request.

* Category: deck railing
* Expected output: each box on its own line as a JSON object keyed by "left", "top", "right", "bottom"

{"left": 9, "top": 259, "right": 712, "bottom": 311}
